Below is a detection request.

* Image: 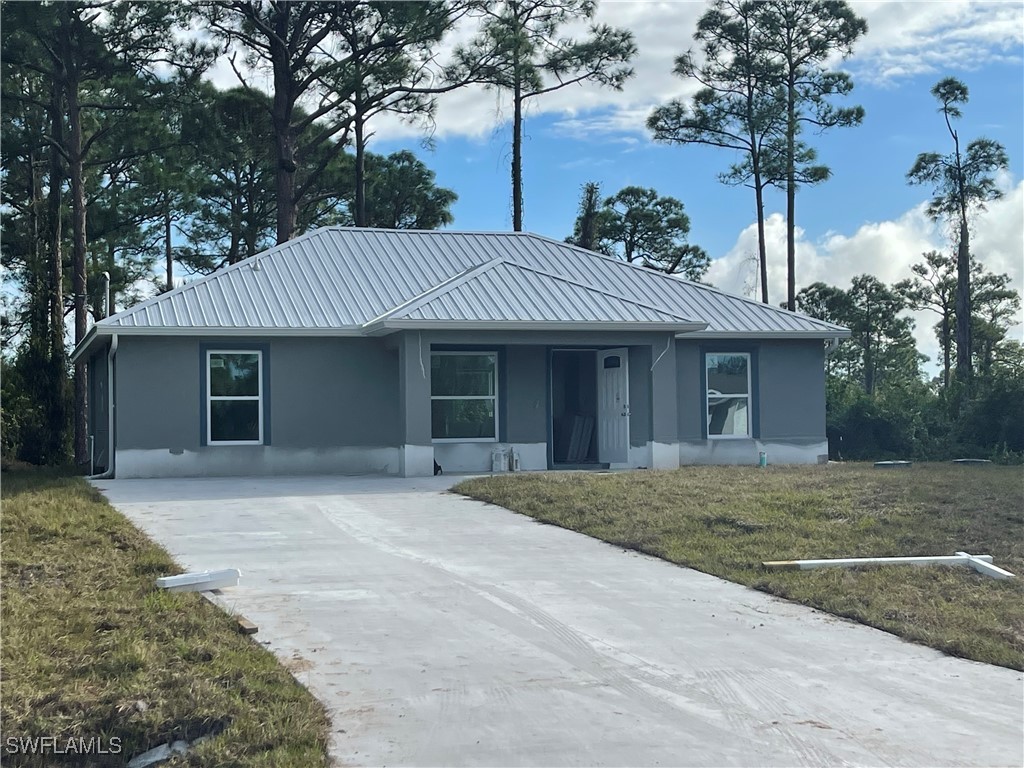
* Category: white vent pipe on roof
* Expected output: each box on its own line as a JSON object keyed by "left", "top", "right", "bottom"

{"left": 102, "top": 271, "right": 111, "bottom": 318}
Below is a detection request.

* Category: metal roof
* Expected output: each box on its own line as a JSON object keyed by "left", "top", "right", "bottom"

{"left": 75, "top": 227, "right": 848, "bottom": 358}
{"left": 367, "top": 259, "right": 704, "bottom": 330}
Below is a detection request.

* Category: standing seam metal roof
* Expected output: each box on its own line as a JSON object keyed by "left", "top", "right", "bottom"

{"left": 377, "top": 259, "right": 701, "bottom": 325}
{"left": 95, "top": 227, "right": 848, "bottom": 336}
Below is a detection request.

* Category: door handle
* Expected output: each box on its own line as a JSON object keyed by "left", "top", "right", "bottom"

{"left": 621, "top": 404, "right": 630, "bottom": 417}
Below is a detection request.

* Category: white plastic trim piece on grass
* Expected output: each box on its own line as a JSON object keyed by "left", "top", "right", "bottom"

{"left": 762, "top": 553, "right": 1015, "bottom": 581}
{"left": 954, "top": 552, "right": 1016, "bottom": 580}
{"left": 155, "top": 568, "right": 241, "bottom": 593}
{"left": 127, "top": 734, "right": 214, "bottom": 768}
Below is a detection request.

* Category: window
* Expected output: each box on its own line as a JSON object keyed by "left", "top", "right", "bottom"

{"left": 706, "top": 352, "right": 751, "bottom": 438}
{"left": 207, "top": 350, "right": 263, "bottom": 444}
{"left": 431, "top": 352, "right": 498, "bottom": 441}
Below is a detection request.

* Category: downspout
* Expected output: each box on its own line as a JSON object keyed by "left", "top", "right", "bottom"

{"left": 88, "top": 332, "right": 117, "bottom": 480}
{"left": 825, "top": 337, "right": 842, "bottom": 356}
{"left": 650, "top": 336, "right": 672, "bottom": 371}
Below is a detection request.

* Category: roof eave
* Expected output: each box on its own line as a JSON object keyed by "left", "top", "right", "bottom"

{"left": 70, "top": 326, "right": 102, "bottom": 363}
{"left": 368, "top": 319, "right": 709, "bottom": 334}
{"left": 680, "top": 329, "right": 852, "bottom": 340}
{"left": 72, "top": 324, "right": 367, "bottom": 360}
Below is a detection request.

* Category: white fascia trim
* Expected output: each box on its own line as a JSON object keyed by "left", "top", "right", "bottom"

{"left": 72, "top": 325, "right": 366, "bottom": 362}
{"left": 374, "top": 320, "right": 709, "bottom": 334}
{"left": 71, "top": 327, "right": 101, "bottom": 363}
{"left": 96, "top": 325, "right": 364, "bottom": 338}
{"left": 679, "top": 330, "right": 852, "bottom": 340}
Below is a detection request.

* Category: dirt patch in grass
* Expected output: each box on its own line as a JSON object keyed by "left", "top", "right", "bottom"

{"left": 455, "top": 463, "right": 1024, "bottom": 670}
{"left": 1, "top": 468, "right": 330, "bottom": 767}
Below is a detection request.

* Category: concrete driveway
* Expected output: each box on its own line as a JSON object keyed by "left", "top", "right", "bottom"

{"left": 98, "top": 475, "right": 1023, "bottom": 767}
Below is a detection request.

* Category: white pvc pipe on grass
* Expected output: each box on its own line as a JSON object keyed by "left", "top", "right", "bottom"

{"left": 763, "top": 552, "right": 1014, "bottom": 580}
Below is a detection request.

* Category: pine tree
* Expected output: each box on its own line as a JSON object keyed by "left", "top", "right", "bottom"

{"left": 454, "top": 1, "right": 635, "bottom": 231}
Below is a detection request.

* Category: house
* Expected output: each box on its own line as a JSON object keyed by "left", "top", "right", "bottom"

{"left": 72, "top": 228, "right": 849, "bottom": 478}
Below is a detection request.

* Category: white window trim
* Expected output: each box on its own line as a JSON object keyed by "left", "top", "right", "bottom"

{"left": 705, "top": 352, "right": 752, "bottom": 440}
{"left": 207, "top": 349, "right": 264, "bottom": 446}
{"left": 431, "top": 350, "right": 499, "bottom": 443}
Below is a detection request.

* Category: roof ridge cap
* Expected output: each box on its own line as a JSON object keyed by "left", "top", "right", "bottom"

{"left": 326, "top": 226, "right": 534, "bottom": 237}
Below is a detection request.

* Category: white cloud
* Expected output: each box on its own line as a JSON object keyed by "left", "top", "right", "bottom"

{"left": 707, "top": 181, "right": 1024, "bottom": 374}
{"left": 193, "top": 1, "right": 1022, "bottom": 149}
{"left": 197, "top": 2, "right": 705, "bottom": 143}
{"left": 848, "top": 1, "right": 1024, "bottom": 86}
{"left": 365, "top": 1, "right": 707, "bottom": 143}
{"left": 198, "top": 2, "right": 1021, "bottom": 143}
{"left": 372, "top": 0, "right": 1022, "bottom": 141}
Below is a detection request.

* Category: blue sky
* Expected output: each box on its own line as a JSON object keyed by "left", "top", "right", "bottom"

{"left": 375, "top": 58, "right": 1023, "bottom": 258}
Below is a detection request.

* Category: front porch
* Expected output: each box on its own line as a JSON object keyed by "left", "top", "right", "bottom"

{"left": 394, "top": 330, "right": 682, "bottom": 477}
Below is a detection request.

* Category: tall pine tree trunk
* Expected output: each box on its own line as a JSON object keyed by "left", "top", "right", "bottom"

{"left": 354, "top": 99, "right": 367, "bottom": 227}
{"left": 511, "top": 12, "right": 524, "bottom": 234}
{"left": 48, "top": 85, "right": 70, "bottom": 464}
{"left": 754, "top": 179, "right": 769, "bottom": 304}
{"left": 29, "top": 144, "right": 48, "bottom": 347}
{"left": 955, "top": 219, "right": 972, "bottom": 380}
{"left": 48, "top": 96, "right": 65, "bottom": 372}
{"left": 270, "top": 5, "right": 297, "bottom": 244}
{"left": 66, "top": 62, "right": 89, "bottom": 466}
{"left": 511, "top": 74, "right": 523, "bottom": 232}
{"left": 272, "top": 97, "right": 297, "bottom": 244}
{"left": 744, "top": 50, "right": 769, "bottom": 305}
{"left": 785, "top": 69, "right": 797, "bottom": 311}
{"left": 164, "top": 201, "right": 173, "bottom": 292}
{"left": 940, "top": 312, "right": 952, "bottom": 388}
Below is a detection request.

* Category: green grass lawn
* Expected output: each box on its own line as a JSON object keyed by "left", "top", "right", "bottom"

{"left": 455, "top": 463, "right": 1024, "bottom": 670}
{"left": 1, "top": 469, "right": 330, "bottom": 767}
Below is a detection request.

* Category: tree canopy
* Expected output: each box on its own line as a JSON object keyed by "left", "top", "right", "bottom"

{"left": 567, "top": 184, "right": 710, "bottom": 281}
{"left": 454, "top": 0, "right": 635, "bottom": 231}
{"left": 907, "top": 77, "right": 1009, "bottom": 383}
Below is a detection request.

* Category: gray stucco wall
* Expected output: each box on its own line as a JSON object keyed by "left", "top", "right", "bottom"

{"left": 505, "top": 345, "right": 547, "bottom": 443}
{"left": 628, "top": 345, "right": 652, "bottom": 448}
{"left": 676, "top": 341, "right": 703, "bottom": 440}
{"left": 274, "top": 338, "right": 400, "bottom": 448}
{"left": 758, "top": 340, "right": 826, "bottom": 439}
{"left": 88, "top": 346, "right": 110, "bottom": 470}
{"left": 116, "top": 336, "right": 400, "bottom": 452}
{"left": 117, "top": 337, "right": 200, "bottom": 450}
{"left": 111, "top": 330, "right": 828, "bottom": 477}
{"left": 398, "top": 332, "right": 432, "bottom": 449}
{"left": 675, "top": 338, "right": 826, "bottom": 442}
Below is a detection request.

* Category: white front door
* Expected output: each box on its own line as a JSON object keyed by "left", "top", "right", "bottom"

{"left": 597, "top": 348, "right": 630, "bottom": 465}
